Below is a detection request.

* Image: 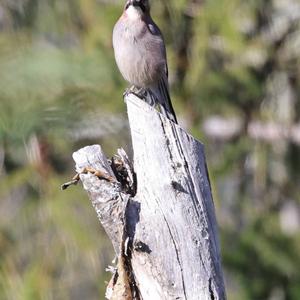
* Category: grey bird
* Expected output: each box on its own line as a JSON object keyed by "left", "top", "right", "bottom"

{"left": 113, "top": 0, "right": 177, "bottom": 123}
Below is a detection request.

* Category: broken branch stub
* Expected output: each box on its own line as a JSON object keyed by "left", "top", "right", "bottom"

{"left": 71, "top": 94, "right": 226, "bottom": 299}
{"left": 72, "top": 145, "right": 132, "bottom": 255}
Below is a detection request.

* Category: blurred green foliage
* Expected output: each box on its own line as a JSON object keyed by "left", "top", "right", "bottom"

{"left": 1, "top": 0, "right": 300, "bottom": 299}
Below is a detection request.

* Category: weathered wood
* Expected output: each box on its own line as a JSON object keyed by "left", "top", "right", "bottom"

{"left": 72, "top": 94, "right": 226, "bottom": 300}
{"left": 72, "top": 146, "right": 129, "bottom": 255}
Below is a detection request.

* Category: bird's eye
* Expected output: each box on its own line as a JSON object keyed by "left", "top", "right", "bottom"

{"left": 140, "top": 3, "right": 146, "bottom": 12}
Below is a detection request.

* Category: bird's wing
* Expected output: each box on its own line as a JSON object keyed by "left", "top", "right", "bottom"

{"left": 145, "top": 18, "right": 177, "bottom": 123}
{"left": 145, "top": 20, "right": 168, "bottom": 72}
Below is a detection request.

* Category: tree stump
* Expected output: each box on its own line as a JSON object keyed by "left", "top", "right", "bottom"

{"left": 70, "top": 94, "right": 226, "bottom": 300}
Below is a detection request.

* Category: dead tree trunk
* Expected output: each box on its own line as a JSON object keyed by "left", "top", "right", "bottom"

{"left": 70, "top": 94, "right": 226, "bottom": 300}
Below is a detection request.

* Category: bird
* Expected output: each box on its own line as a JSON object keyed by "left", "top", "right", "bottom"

{"left": 112, "top": 0, "right": 177, "bottom": 123}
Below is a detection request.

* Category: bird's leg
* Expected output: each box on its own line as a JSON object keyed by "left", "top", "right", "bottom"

{"left": 123, "top": 85, "right": 136, "bottom": 97}
{"left": 123, "top": 86, "right": 157, "bottom": 109}
{"left": 123, "top": 85, "right": 145, "bottom": 97}
{"left": 133, "top": 87, "right": 156, "bottom": 107}
{"left": 61, "top": 167, "right": 116, "bottom": 190}
{"left": 123, "top": 86, "right": 149, "bottom": 100}
{"left": 134, "top": 87, "right": 147, "bottom": 98}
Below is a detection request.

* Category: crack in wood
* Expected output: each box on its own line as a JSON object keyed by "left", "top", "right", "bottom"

{"left": 209, "top": 277, "right": 215, "bottom": 300}
{"left": 161, "top": 211, "right": 188, "bottom": 300}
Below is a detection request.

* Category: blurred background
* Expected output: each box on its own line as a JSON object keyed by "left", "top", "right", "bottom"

{"left": 1, "top": 0, "right": 300, "bottom": 299}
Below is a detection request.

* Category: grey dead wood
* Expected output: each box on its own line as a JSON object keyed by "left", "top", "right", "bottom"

{"left": 71, "top": 94, "right": 226, "bottom": 300}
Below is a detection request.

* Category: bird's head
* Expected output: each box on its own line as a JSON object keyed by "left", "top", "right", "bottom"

{"left": 124, "top": 0, "right": 150, "bottom": 19}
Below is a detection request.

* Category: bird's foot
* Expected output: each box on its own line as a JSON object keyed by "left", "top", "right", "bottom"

{"left": 123, "top": 86, "right": 134, "bottom": 98}
{"left": 123, "top": 86, "right": 147, "bottom": 99}
{"left": 123, "top": 86, "right": 157, "bottom": 109}
{"left": 134, "top": 87, "right": 148, "bottom": 99}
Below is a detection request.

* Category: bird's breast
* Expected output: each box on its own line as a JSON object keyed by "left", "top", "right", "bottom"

{"left": 113, "top": 19, "right": 165, "bottom": 88}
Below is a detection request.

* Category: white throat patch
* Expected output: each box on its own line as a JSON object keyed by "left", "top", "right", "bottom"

{"left": 126, "top": 5, "right": 143, "bottom": 20}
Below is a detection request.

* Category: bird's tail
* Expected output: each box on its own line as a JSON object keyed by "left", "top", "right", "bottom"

{"left": 148, "top": 77, "right": 177, "bottom": 124}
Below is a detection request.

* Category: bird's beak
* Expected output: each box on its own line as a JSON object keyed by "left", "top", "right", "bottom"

{"left": 125, "top": 0, "right": 146, "bottom": 13}
{"left": 129, "top": 0, "right": 140, "bottom": 7}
